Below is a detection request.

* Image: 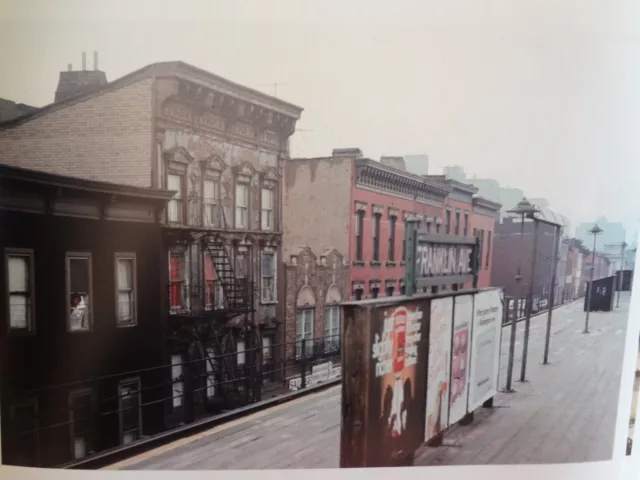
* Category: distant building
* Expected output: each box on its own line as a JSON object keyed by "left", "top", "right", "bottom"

{"left": 404, "top": 154, "right": 429, "bottom": 175}
{"left": 0, "top": 98, "right": 38, "bottom": 122}
{"left": 442, "top": 165, "right": 465, "bottom": 182}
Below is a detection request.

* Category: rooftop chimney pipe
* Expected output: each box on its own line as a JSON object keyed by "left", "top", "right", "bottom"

{"left": 82, "top": 52, "right": 86, "bottom": 71}
{"left": 67, "top": 63, "right": 72, "bottom": 72}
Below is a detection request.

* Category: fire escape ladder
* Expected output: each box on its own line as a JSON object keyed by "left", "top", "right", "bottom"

{"left": 205, "top": 239, "right": 252, "bottom": 313}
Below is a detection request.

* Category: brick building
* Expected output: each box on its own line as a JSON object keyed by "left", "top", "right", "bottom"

{"left": 471, "top": 196, "right": 502, "bottom": 288}
{"left": 0, "top": 61, "right": 303, "bottom": 408}
{"left": 284, "top": 149, "right": 453, "bottom": 302}
{"left": 282, "top": 247, "right": 348, "bottom": 384}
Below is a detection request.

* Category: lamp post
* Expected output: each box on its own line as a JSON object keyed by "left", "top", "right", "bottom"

{"left": 504, "top": 198, "right": 540, "bottom": 388}
{"left": 584, "top": 224, "right": 603, "bottom": 334}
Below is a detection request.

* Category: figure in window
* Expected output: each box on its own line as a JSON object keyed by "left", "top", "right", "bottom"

{"left": 69, "top": 293, "right": 89, "bottom": 330}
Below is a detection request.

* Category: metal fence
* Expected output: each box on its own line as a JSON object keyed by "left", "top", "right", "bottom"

{"left": 3, "top": 334, "right": 341, "bottom": 468}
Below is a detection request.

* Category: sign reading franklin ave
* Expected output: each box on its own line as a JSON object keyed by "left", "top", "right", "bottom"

{"left": 403, "top": 218, "right": 480, "bottom": 295}
{"left": 417, "top": 243, "right": 473, "bottom": 276}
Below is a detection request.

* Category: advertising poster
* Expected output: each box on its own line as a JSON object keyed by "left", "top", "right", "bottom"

{"left": 449, "top": 295, "right": 474, "bottom": 425}
{"left": 366, "top": 300, "right": 429, "bottom": 466}
{"left": 468, "top": 289, "right": 503, "bottom": 411}
{"left": 425, "top": 297, "right": 453, "bottom": 441}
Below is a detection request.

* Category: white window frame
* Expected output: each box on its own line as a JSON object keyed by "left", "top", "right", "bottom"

{"left": 261, "top": 187, "right": 275, "bottom": 231}
{"left": 235, "top": 182, "right": 249, "bottom": 229}
{"left": 237, "top": 340, "right": 246, "bottom": 366}
{"left": 203, "top": 178, "right": 219, "bottom": 228}
{"left": 118, "top": 377, "right": 142, "bottom": 445}
{"left": 171, "top": 355, "right": 184, "bottom": 408}
{"left": 115, "top": 253, "right": 137, "bottom": 327}
{"left": 296, "top": 308, "right": 315, "bottom": 359}
{"left": 5, "top": 248, "right": 35, "bottom": 332}
{"left": 261, "top": 251, "right": 277, "bottom": 304}
{"left": 68, "top": 388, "right": 93, "bottom": 460}
{"left": 324, "top": 305, "right": 340, "bottom": 353}
{"left": 167, "top": 173, "right": 184, "bottom": 224}
{"left": 66, "top": 252, "right": 93, "bottom": 333}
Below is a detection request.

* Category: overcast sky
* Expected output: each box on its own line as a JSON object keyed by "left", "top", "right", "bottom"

{"left": 1, "top": 0, "right": 639, "bottom": 241}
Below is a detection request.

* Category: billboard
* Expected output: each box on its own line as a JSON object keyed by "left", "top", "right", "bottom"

{"left": 425, "top": 297, "right": 454, "bottom": 441}
{"left": 449, "top": 294, "right": 474, "bottom": 425}
{"left": 468, "top": 289, "right": 503, "bottom": 411}
{"left": 366, "top": 301, "right": 429, "bottom": 466}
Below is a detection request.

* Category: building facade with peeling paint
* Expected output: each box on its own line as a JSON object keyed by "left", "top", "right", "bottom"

{"left": 0, "top": 62, "right": 303, "bottom": 436}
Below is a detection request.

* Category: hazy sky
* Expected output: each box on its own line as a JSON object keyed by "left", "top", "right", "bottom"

{"left": 1, "top": 0, "right": 639, "bottom": 240}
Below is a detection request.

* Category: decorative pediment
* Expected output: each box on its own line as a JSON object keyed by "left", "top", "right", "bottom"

{"left": 288, "top": 245, "right": 317, "bottom": 266}
{"left": 296, "top": 285, "right": 316, "bottom": 308}
{"left": 261, "top": 234, "right": 281, "bottom": 249}
{"left": 234, "top": 162, "right": 257, "bottom": 183}
{"left": 325, "top": 284, "right": 342, "bottom": 304}
{"left": 262, "top": 167, "right": 279, "bottom": 188}
{"left": 164, "top": 147, "right": 195, "bottom": 165}
{"left": 203, "top": 154, "right": 227, "bottom": 175}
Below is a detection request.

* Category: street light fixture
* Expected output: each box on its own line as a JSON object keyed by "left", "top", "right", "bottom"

{"left": 584, "top": 223, "right": 604, "bottom": 334}
{"left": 504, "top": 198, "right": 540, "bottom": 388}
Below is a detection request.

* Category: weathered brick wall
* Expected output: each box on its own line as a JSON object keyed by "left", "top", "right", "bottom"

{"left": 283, "top": 157, "right": 353, "bottom": 261}
{"left": 283, "top": 247, "right": 349, "bottom": 361}
{"left": 0, "top": 78, "right": 154, "bottom": 187}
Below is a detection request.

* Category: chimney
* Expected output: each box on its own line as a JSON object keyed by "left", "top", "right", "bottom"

{"left": 332, "top": 148, "right": 362, "bottom": 158}
{"left": 54, "top": 55, "right": 108, "bottom": 103}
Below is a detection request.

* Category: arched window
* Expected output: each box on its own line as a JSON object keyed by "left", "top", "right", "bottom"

{"left": 324, "top": 284, "right": 342, "bottom": 353}
{"left": 296, "top": 285, "right": 316, "bottom": 359}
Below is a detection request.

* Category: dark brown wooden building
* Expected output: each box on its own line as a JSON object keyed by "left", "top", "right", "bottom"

{"left": 0, "top": 165, "right": 173, "bottom": 467}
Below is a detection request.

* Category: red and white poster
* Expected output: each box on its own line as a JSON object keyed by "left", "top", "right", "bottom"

{"left": 449, "top": 295, "right": 473, "bottom": 424}
{"left": 425, "top": 297, "right": 453, "bottom": 441}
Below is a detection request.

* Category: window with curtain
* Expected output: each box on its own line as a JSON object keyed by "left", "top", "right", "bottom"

{"left": 67, "top": 253, "right": 92, "bottom": 332}
{"left": 116, "top": 255, "right": 136, "bottom": 326}
{"left": 118, "top": 378, "right": 141, "bottom": 445}
{"left": 169, "top": 253, "right": 187, "bottom": 312}
{"left": 167, "top": 174, "right": 183, "bottom": 223}
{"left": 69, "top": 390, "right": 93, "bottom": 460}
{"left": 203, "top": 179, "right": 219, "bottom": 228}
{"left": 7, "top": 252, "right": 33, "bottom": 330}
{"left": 261, "top": 251, "right": 276, "bottom": 302}
{"left": 235, "top": 183, "right": 249, "bottom": 228}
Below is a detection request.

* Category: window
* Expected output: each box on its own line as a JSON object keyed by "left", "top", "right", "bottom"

{"left": 388, "top": 215, "right": 397, "bottom": 262}
{"left": 67, "top": 253, "right": 92, "bottom": 332}
{"left": 486, "top": 231, "right": 492, "bottom": 268}
{"left": 235, "top": 183, "right": 249, "bottom": 229}
{"left": 205, "top": 348, "right": 216, "bottom": 399}
{"left": 477, "top": 230, "right": 485, "bottom": 265}
{"left": 372, "top": 213, "right": 381, "bottom": 262}
{"left": 261, "top": 251, "right": 276, "bottom": 303}
{"left": 402, "top": 220, "right": 407, "bottom": 262}
{"left": 436, "top": 222, "right": 441, "bottom": 234}
{"left": 262, "top": 336, "right": 272, "bottom": 363}
{"left": 463, "top": 212, "right": 469, "bottom": 236}
{"left": 354, "top": 288, "right": 363, "bottom": 301}
{"left": 203, "top": 179, "right": 219, "bottom": 228}
{"left": 170, "top": 355, "right": 184, "bottom": 408}
{"left": 386, "top": 285, "right": 394, "bottom": 297}
{"left": 455, "top": 210, "right": 460, "bottom": 235}
{"left": 204, "top": 252, "right": 216, "bottom": 311}
{"left": 426, "top": 221, "right": 432, "bottom": 233}
{"left": 261, "top": 188, "right": 274, "bottom": 231}
{"left": 118, "top": 378, "right": 141, "bottom": 445}
{"left": 116, "top": 254, "right": 136, "bottom": 327}
{"left": 6, "top": 250, "right": 34, "bottom": 331}
{"left": 355, "top": 211, "right": 364, "bottom": 262}
{"left": 446, "top": 209, "right": 451, "bottom": 234}
{"left": 371, "top": 286, "right": 380, "bottom": 299}
{"left": 324, "top": 306, "right": 340, "bottom": 353}
{"left": 69, "top": 390, "right": 93, "bottom": 460}
{"left": 167, "top": 174, "right": 184, "bottom": 223}
{"left": 169, "top": 253, "right": 187, "bottom": 312}
{"left": 296, "top": 308, "right": 314, "bottom": 359}
{"left": 237, "top": 340, "right": 246, "bottom": 365}
{"left": 400, "top": 284, "right": 406, "bottom": 295}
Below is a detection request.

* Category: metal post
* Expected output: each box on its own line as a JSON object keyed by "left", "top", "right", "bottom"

{"left": 584, "top": 235, "right": 597, "bottom": 334}
{"left": 543, "top": 224, "right": 561, "bottom": 365}
{"left": 617, "top": 243, "right": 626, "bottom": 308}
{"left": 403, "top": 216, "right": 419, "bottom": 297}
{"left": 504, "top": 297, "right": 517, "bottom": 392}
{"left": 520, "top": 217, "right": 539, "bottom": 382}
